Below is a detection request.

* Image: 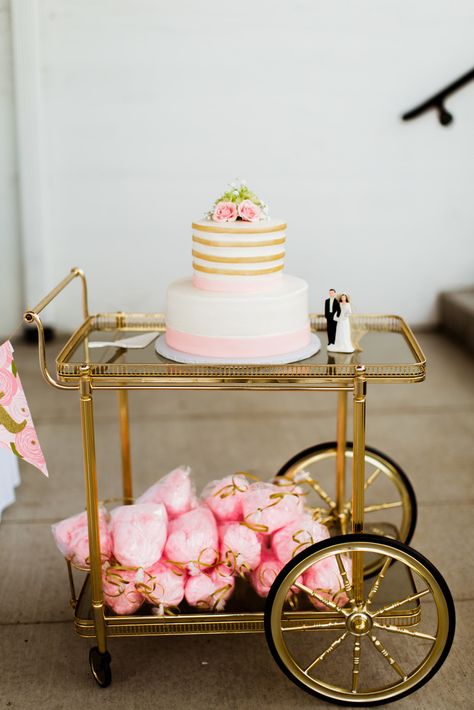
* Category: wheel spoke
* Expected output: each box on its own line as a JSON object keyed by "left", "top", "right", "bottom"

{"left": 305, "top": 477, "right": 337, "bottom": 512}
{"left": 369, "top": 634, "right": 407, "bottom": 679}
{"left": 366, "top": 556, "right": 392, "bottom": 606}
{"left": 373, "top": 622, "right": 436, "bottom": 641}
{"left": 294, "top": 581, "right": 349, "bottom": 615}
{"left": 342, "top": 468, "right": 385, "bottom": 513}
{"left": 364, "top": 501, "right": 403, "bottom": 514}
{"left": 364, "top": 467, "right": 381, "bottom": 490}
{"left": 336, "top": 554, "right": 356, "bottom": 608}
{"left": 352, "top": 638, "right": 362, "bottom": 692}
{"left": 366, "top": 525, "right": 396, "bottom": 538}
{"left": 372, "top": 588, "right": 431, "bottom": 618}
{"left": 282, "top": 621, "right": 346, "bottom": 632}
{"left": 304, "top": 631, "right": 348, "bottom": 674}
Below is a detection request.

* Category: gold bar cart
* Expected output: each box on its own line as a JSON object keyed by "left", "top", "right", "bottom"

{"left": 25, "top": 268, "right": 455, "bottom": 705}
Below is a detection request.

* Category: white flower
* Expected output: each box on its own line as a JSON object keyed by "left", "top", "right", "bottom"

{"left": 231, "top": 177, "right": 245, "bottom": 189}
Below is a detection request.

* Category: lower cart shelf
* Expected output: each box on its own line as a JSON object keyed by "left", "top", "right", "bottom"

{"left": 73, "top": 553, "right": 421, "bottom": 639}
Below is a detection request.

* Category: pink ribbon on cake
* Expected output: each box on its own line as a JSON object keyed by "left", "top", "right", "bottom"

{"left": 192, "top": 273, "right": 282, "bottom": 293}
{"left": 166, "top": 326, "right": 310, "bottom": 358}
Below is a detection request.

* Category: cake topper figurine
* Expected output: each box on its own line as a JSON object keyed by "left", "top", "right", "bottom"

{"left": 327, "top": 293, "right": 355, "bottom": 353}
{"left": 324, "top": 288, "right": 340, "bottom": 348}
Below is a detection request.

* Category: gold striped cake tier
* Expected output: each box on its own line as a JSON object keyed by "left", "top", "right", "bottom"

{"left": 191, "top": 219, "right": 287, "bottom": 288}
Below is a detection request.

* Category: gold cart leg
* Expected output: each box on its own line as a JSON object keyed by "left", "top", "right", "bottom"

{"left": 336, "top": 390, "right": 347, "bottom": 517}
{"left": 80, "top": 365, "right": 107, "bottom": 653}
{"left": 118, "top": 390, "right": 133, "bottom": 501}
{"left": 352, "top": 365, "right": 367, "bottom": 606}
{"left": 66, "top": 560, "right": 77, "bottom": 609}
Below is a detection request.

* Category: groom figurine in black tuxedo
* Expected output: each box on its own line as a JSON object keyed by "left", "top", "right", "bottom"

{"left": 325, "top": 288, "right": 341, "bottom": 346}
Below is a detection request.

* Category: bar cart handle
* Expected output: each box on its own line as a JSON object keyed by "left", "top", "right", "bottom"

{"left": 23, "top": 267, "right": 88, "bottom": 391}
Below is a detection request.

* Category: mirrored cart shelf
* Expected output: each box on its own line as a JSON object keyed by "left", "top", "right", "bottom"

{"left": 55, "top": 313, "right": 426, "bottom": 388}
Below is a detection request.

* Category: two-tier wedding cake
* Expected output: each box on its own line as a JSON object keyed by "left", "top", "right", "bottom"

{"left": 156, "top": 180, "right": 320, "bottom": 363}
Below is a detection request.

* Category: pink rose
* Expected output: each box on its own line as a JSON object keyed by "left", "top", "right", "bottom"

{"left": 0, "top": 368, "right": 18, "bottom": 406}
{"left": 238, "top": 199, "right": 261, "bottom": 222}
{"left": 0, "top": 342, "right": 14, "bottom": 369}
{"left": 212, "top": 201, "right": 238, "bottom": 222}
{"left": 6, "top": 390, "right": 30, "bottom": 423}
{"left": 15, "top": 425, "right": 45, "bottom": 468}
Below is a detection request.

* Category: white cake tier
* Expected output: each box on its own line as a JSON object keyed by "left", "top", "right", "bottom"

{"left": 165, "top": 275, "right": 310, "bottom": 358}
{"left": 191, "top": 218, "right": 286, "bottom": 292}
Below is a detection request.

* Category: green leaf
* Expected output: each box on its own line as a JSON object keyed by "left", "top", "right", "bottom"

{"left": 10, "top": 441, "right": 24, "bottom": 459}
{"left": 11, "top": 360, "right": 18, "bottom": 377}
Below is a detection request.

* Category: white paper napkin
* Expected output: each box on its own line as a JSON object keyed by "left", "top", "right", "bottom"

{"left": 88, "top": 332, "right": 160, "bottom": 349}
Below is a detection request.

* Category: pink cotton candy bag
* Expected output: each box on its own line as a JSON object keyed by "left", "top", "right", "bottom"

{"left": 241, "top": 482, "right": 304, "bottom": 535}
{"left": 102, "top": 564, "right": 144, "bottom": 615}
{"left": 202, "top": 473, "right": 250, "bottom": 522}
{"left": 110, "top": 503, "right": 168, "bottom": 569}
{"left": 250, "top": 549, "right": 304, "bottom": 598}
{"left": 271, "top": 514, "right": 330, "bottom": 565}
{"left": 164, "top": 506, "right": 218, "bottom": 575}
{"left": 303, "top": 554, "right": 352, "bottom": 610}
{"left": 141, "top": 561, "right": 186, "bottom": 616}
{"left": 185, "top": 568, "right": 235, "bottom": 611}
{"left": 219, "top": 522, "right": 262, "bottom": 575}
{"left": 51, "top": 506, "right": 112, "bottom": 568}
{"left": 136, "top": 465, "right": 196, "bottom": 519}
{"left": 250, "top": 549, "right": 282, "bottom": 597}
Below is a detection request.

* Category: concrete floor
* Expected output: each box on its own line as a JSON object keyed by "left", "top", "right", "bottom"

{"left": 1, "top": 331, "right": 473, "bottom": 709}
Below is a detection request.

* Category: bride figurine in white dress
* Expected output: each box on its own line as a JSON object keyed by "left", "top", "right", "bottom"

{"left": 327, "top": 294, "right": 354, "bottom": 353}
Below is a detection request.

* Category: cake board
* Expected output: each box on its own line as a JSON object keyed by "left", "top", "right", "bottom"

{"left": 154, "top": 333, "right": 321, "bottom": 365}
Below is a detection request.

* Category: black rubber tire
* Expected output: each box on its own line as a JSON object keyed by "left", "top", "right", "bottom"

{"left": 264, "top": 534, "right": 456, "bottom": 706}
{"left": 277, "top": 441, "right": 418, "bottom": 546}
{"left": 89, "top": 647, "right": 112, "bottom": 688}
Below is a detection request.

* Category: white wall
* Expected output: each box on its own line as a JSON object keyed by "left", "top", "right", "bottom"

{"left": 0, "top": 0, "right": 22, "bottom": 336}
{"left": 6, "top": 0, "right": 474, "bottom": 330}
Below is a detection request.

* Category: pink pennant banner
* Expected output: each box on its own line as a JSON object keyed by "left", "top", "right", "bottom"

{"left": 0, "top": 341, "right": 48, "bottom": 477}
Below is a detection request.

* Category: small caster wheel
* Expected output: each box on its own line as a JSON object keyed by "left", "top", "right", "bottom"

{"left": 89, "top": 647, "right": 112, "bottom": 688}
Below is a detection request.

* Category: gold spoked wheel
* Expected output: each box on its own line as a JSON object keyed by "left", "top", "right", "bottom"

{"left": 265, "top": 534, "right": 455, "bottom": 706}
{"left": 276, "top": 442, "right": 417, "bottom": 548}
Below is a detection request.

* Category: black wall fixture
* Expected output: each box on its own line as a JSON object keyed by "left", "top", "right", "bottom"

{"left": 402, "top": 67, "right": 474, "bottom": 126}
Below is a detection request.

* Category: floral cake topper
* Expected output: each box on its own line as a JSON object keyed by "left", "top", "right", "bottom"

{"left": 208, "top": 178, "right": 269, "bottom": 223}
